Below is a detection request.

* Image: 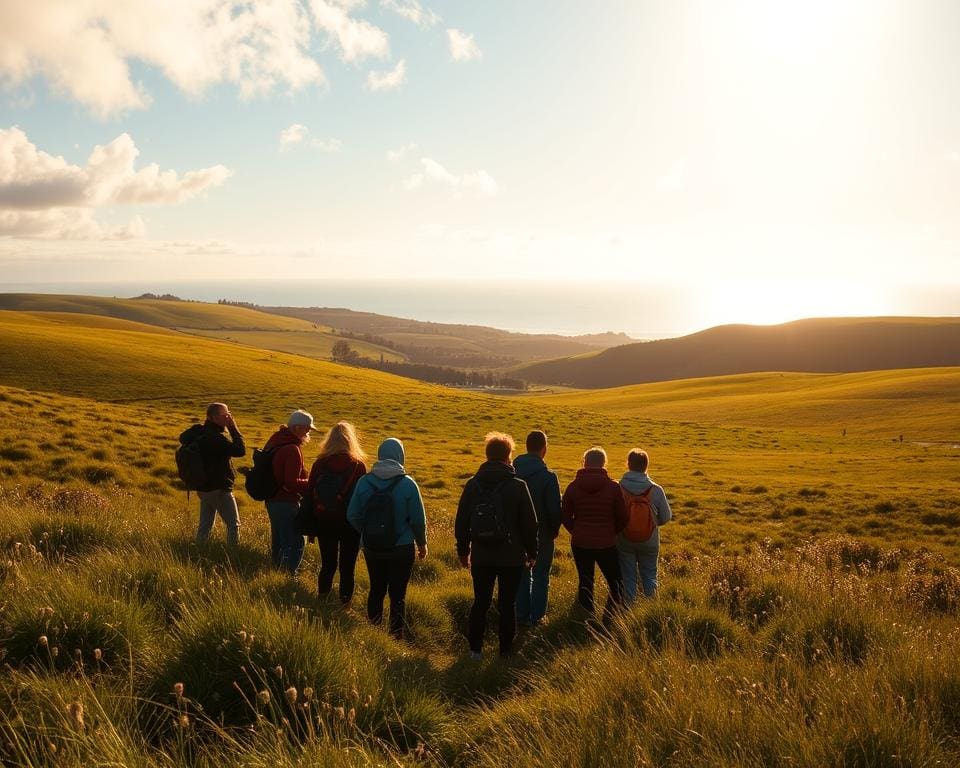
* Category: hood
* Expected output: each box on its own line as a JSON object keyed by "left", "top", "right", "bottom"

{"left": 264, "top": 426, "right": 302, "bottom": 450}
{"left": 475, "top": 460, "right": 516, "bottom": 486}
{"left": 372, "top": 438, "right": 405, "bottom": 479}
{"left": 179, "top": 423, "right": 204, "bottom": 444}
{"left": 620, "top": 471, "right": 653, "bottom": 495}
{"left": 512, "top": 453, "right": 547, "bottom": 480}
{"left": 573, "top": 467, "right": 610, "bottom": 494}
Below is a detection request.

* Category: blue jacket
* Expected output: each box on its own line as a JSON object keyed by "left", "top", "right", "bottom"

{"left": 347, "top": 438, "right": 427, "bottom": 553}
{"left": 513, "top": 453, "right": 562, "bottom": 541}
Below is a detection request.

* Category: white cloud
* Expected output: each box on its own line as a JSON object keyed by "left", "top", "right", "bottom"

{"left": 0, "top": 1, "right": 326, "bottom": 118}
{"left": 280, "top": 123, "right": 309, "bottom": 147}
{"left": 366, "top": 59, "right": 407, "bottom": 92}
{"left": 447, "top": 28, "right": 482, "bottom": 62}
{"left": 309, "top": 0, "right": 390, "bottom": 62}
{"left": 381, "top": 0, "right": 440, "bottom": 28}
{"left": 0, "top": 127, "right": 231, "bottom": 239}
{"left": 311, "top": 137, "right": 342, "bottom": 152}
{"left": 387, "top": 143, "right": 418, "bottom": 162}
{"left": 402, "top": 157, "right": 497, "bottom": 197}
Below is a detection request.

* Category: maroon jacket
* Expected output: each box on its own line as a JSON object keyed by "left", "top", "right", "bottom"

{"left": 561, "top": 468, "right": 629, "bottom": 549}
{"left": 263, "top": 426, "right": 309, "bottom": 502}
{"left": 306, "top": 452, "right": 367, "bottom": 523}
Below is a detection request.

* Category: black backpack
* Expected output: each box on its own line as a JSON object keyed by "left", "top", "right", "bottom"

{"left": 296, "top": 469, "right": 354, "bottom": 537}
{"left": 175, "top": 429, "right": 207, "bottom": 491}
{"left": 361, "top": 476, "right": 404, "bottom": 551}
{"left": 469, "top": 480, "right": 510, "bottom": 546}
{"left": 242, "top": 447, "right": 280, "bottom": 501}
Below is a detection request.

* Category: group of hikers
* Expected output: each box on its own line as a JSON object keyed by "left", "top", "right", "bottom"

{"left": 177, "top": 403, "right": 672, "bottom": 658}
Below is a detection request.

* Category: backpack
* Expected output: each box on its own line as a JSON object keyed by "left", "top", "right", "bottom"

{"left": 175, "top": 430, "right": 207, "bottom": 491}
{"left": 360, "top": 476, "right": 404, "bottom": 551}
{"left": 296, "top": 469, "right": 354, "bottom": 537}
{"left": 243, "top": 447, "right": 280, "bottom": 501}
{"left": 622, "top": 487, "right": 657, "bottom": 542}
{"left": 469, "top": 480, "right": 510, "bottom": 547}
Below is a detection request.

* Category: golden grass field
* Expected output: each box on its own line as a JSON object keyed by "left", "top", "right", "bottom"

{"left": 0, "top": 303, "right": 958, "bottom": 766}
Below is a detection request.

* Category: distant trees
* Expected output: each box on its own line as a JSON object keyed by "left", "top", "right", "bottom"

{"left": 331, "top": 340, "right": 360, "bottom": 363}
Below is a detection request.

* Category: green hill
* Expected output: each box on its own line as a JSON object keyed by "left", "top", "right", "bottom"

{"left": 517, "top": 317, "right": 960, "bottom": 387}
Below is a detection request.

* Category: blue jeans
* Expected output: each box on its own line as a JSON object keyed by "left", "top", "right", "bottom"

{"left": 618, "top": 541, "right": 659, "bottom": 602}
{"left": 516, "top": 537, "right": 555, "bottom": 625}
{"left": 266, "top": 500, "right": 305, "bottom": 575}
{"left": 196, "top": 490, "right": 240, "bottom": 546}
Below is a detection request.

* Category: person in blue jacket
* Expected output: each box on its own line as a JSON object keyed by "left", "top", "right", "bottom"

{"left": 347, "top": 438, "right": 427, "bottom": 639}
{"left": 513, "top": 430, "right": 562, "bottom": 626}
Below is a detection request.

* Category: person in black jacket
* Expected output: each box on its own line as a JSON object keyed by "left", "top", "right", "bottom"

{"left": 455, "top": 432, "right": 538, "bottom": 659}
{"left": 178, "top": 402, "right": 246, "bottom": 545}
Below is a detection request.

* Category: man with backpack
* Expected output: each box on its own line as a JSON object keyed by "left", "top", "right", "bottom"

{"left": 177, "top": 402, "right": 246, "bottom": 546}
{"left": 513, "top": 430, "right": 562, "bottom": 627}
{"left": 347, "top": 438, "right": 427, "bottom": 639}
{"left": 455, "top": 432, "right": 538, "bottom": 659}
{"left": 617, "top": 449, "right": 672, "bottom": 601}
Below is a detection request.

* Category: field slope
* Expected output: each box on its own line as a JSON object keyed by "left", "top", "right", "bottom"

{"left": 517, "top": 316, "right": 960, "bottom": 387}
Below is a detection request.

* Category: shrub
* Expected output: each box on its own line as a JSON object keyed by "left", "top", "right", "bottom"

{"left": 767, "top": 604, "right": 878, "bottom": 665}
{"left": 625, "top": 600, "right": 743, "bottom": 658}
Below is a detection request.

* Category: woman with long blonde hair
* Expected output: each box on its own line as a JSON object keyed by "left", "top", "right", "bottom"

{"left": 303, "top": 421, "right": 368, "bottom": 605}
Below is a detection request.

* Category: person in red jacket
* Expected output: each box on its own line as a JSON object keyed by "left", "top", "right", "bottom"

{"left": 562, "top": 446, "right": 629, "bottom": 626}
{"left": 305, "top": 421, "right": 367, "bottom": 605}
{"left": 263, "top": 409, "right": 313, "bottom": 574}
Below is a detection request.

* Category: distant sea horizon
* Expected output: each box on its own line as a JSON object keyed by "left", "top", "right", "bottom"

{"left": 2, "top": 279, "right": 687, "bottom": 339}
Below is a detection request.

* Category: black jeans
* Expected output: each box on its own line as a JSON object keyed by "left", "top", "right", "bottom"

{"left": 468, "top": 565, "right": 523, "bottom": 655}
{"left": 317, "top": 525, "right": 361, "bottom": 603}
{"left": 365, "top": 544, "right": 415, "bottom": 638}
{"left": 571, "top": 545, "right": 625, "bottom": 625}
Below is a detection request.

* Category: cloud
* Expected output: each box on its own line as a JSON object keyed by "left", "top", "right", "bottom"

{"left": 280, "top": 123, "right": 309, "bottom": 147}
{"left": 403, "top": 157, "right": 497, "bottom": 197}
{"left": 447, "top": 28, "right": 482, "bottom": 62}
{"left": 387, "top": 142, "right": 418, "bottom": 162}
{"left": 0, "top": 1, "right": 327, "bottom": 118}
{"left": 0, "top": 127, "right": 231, "bottom": 238}
{"left": 381, "top": 0, "right": 440, "bottom": 28}
{"left": 311, "top": 137, "right": 342, "bottom": 152}
{"left": 309, "top": 0, "right": 390, "bottom": 62}
{"left": 366, "top": 59, "right": 407, "bottom": 92}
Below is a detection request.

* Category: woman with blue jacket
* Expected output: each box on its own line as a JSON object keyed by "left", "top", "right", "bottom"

{"left": 347, "top": 438, "right": 428, "bottom": 639}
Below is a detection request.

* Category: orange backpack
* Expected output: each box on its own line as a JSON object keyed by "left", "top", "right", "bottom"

{"left": 622, "top": 487, "right": 656, "bottom": 542}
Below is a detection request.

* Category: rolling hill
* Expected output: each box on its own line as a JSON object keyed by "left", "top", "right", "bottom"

{"left": 516, "top": 317, "right": 960, "bottom": 387}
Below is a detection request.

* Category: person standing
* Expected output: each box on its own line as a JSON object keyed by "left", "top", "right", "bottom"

{"left": 305, "top": 422, "right": 367, "bottom": 606}
{"left": 263, "top": 410, "right": 313, "bottom": 574}
{"left": 617, "top": 449, "right": 672, "bottom": 601}
{"left": 455, "top": 432, "right": 538, "bottom": 659}
{"left": 179, "top": 402, "right": 245, "bottom": 546}
{"left": 562, "top": 447, "right": 629, "bottom": 626}
{"left": 347, "top": 438, "right": 427, "bottom": 639}
{"left": 513, "top": 430, "right": 562, "bottom": 627}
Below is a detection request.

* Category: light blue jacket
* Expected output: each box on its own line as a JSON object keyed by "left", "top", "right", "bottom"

{"left": 617, "top": 471, "right": 672, "bottom": 550}
{"left": 347, "top": 438, "right": 427, "bottom": 550}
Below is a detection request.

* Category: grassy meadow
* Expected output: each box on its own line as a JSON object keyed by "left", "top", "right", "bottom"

{"left": 0, "top": 307, "right": 959, "bottom": 766}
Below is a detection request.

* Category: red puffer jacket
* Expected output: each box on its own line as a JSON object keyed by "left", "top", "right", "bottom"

{"left": 263, "top": 426, "right": 309, "bottom": 502}
{"left": 561, "top": 468, "right": 629, "bottom": 549}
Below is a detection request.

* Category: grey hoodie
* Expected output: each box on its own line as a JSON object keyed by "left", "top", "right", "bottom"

{"left": 618, "top": 471, "right": 672, "bottom": 550}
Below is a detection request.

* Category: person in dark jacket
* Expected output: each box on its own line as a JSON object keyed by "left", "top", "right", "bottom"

{"left": 455, "top": 432, "right": 538, "bottom": 659}
{"left": 305, "top": 421, "right": 367, "bottom": 605}
{"left": 562, "top": 446, "right": 629, "bottom": 626}
{"left": 513, "top": 430, "right": 562, "bottom": 627}
{"left": 347, "top": 438, "right": 428, "bottom": 639}
{"left": 263, "top": 409, "right": 313, "bottom": 574}
{"left": 179, "top": 402, "right": 245, "bottom": 546}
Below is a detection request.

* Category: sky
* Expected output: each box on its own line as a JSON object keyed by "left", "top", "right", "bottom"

{"left": 0, "top": 0, "right": 959, "bottom": 331}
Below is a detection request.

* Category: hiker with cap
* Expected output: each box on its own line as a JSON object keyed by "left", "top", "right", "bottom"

{"left": 347, "top": 438, "right": 427, "bottom": 639}
{"left": 177, "top": 402, "right": 245, "bottom": 546}
{"left": 262, "top": 409, "right": 313, "bottom": 574}
{"left": 455, "top": 432, "right": 538, "bottom": 659}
